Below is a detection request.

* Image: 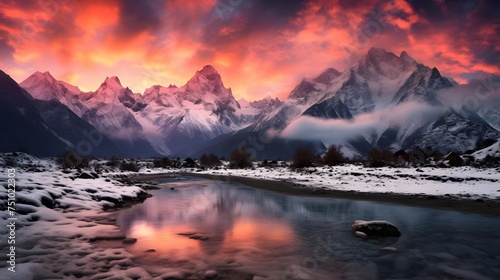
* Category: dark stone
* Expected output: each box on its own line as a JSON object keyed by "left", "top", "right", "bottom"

{"left": 352, "top": 220, "right": 401, "bottom": 237}
{"left": 89, "top": 235, "right": 127, "bottom": 242}
{"left": 122, "top": 238, "right": 137, "bottom": 244}
{"left": 77, "top": 172, "right": 95, "bottom": 179}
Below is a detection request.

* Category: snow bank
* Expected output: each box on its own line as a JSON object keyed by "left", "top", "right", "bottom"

{"left": 0, "top": 154, "right": 156, "bottom": 279}
{"left": 472, "top": 140, "right": 500, "bottom": 160}
{"left": 193, "top": 164, "right": 500, "bottom": 199}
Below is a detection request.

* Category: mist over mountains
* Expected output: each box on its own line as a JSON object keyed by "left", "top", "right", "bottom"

{"left": 1, "top": 48, "right": 499, "bottom": 159}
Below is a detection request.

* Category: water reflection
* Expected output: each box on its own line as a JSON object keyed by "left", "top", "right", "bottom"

{"left": 116, "top": 177, "right": 500, "bottom": 279}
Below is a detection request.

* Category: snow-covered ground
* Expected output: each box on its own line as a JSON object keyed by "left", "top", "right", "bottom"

{"left": 194, "top": 164, "right": 500, "bottom": 199}
{"left": 0, "top": 153, "right": 499, "bottom": 279}
{"left": 0, "top": 153, "right": 162, "bottom": 279}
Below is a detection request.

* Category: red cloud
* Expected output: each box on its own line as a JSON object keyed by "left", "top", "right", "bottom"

{"left": 0, "top": 0, "right": 497, "bottom": 100}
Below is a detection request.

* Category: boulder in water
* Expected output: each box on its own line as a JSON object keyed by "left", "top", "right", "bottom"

{"left": 352, "top": 220, "right": 401, "bottom": 237}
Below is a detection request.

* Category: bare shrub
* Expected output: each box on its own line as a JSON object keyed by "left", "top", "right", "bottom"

{"left": 58, "top": 149, "right": 90, "bottom": 169}
{"left": 368, "top": 147, "right": 395, "bottom": 167}
{"left": 153, "top": 157, "right": 173, "bottom": 168}
{"left": 199, "top": 153, "right": 222, "bottom": 167}
{"left": 106, "top": 156, "right": 120, "bottom": 167}
{"left": 291, "top": 146, "right": 318, "bottom": 169}
{"left": 322, "top": 145, "right": 347, "bottom": 166}
{"left": 229, "top": 147, "right": 253, "bottom": 169}
{"left": 119, "top": 161, "right": 140, "bottom": 172}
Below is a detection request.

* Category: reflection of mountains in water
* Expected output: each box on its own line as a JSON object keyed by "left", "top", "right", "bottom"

{"left": 116, "top": 179, "right": 433, "bottom": 237}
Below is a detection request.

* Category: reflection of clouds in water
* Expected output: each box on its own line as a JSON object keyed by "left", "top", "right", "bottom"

{"left": 116, "top": 177, "right": 500, "bottom": 280}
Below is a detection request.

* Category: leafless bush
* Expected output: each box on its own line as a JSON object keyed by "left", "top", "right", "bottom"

{"left": 153, "top": 157, "right": 173, "bottom": 168}
{"left": 291, "top": 146, "right": 319, "bottom": 169}
{"left": 229, "top": 147, "right": 253, "bottom": 169}
{"left": 322, "top": 145, "right": 347, "bottom": 166}
{"left": 58, "top": 149, "right": 90, "bottom": 169}
{"left": 199, "top": 153, "right": 222, "bottom": 167}
{"left": 106, "top": 156, "right": 120, "bottom": 167}
{"left": 119, "top": 161, "right": 140, "bottom": 172}
{"left": 368, "top": 147, "right": 395, "bottom": 167}
{"left": 4, "top": 156, "right": 17, "bottom": 167}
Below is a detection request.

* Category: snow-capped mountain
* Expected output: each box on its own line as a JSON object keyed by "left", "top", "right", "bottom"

{"left": 472, "top": 139, "right": 500, "bottom": 160}
{"left": 0, "top": 70, "right": 122, "bottom": 157}
{"left": 12, "top": 47, "right": 500, "bottom": 159}
{"left": 20, "top": 71, "right": 89, "bottom": 116}
{"left": 33, "top": 99, "right": 123, "bottom": 157}
{"left": 137, "top": 65, "right": 264, "bottom": 155}
{"left": 210, "top": 47, "right": 498, "bottom": 158}
{"left": 19, "top": 73, "right": 159, "bottom": 157}
{"left": 0, "top": 70, "right": 68, "bottom": 156}
{"left": 20, "top": 65, "right": 271, "bottom": 157}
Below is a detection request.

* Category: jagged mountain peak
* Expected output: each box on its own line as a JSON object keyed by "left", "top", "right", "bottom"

{"left": 189, "top": 64, "right": 223, "bottom": 85}
{"left": 89, "top": 75, "right": 137, "bottom": 106}
{"left": 101, "top": 76, "right": 123, "bottom": 89}
{"left": 250, "top": 95, "right": 282, "bottom": 109}
{"left": 430, "top": 67, "right": 441, "bottom": 77}
{"left": 313, "top": 68, "right": 342, "bottom": 84}
{"left": 199, "top": 64, "right": 218, "bottom": 75}
{"left": 358, "top": 48, "right": 417, "bottom": 78}
{"left": 367, "top": 47, "right": 393, "bottom": 58}
{"left": 288, "top": 79, "right": 317, "bottom": 99}
{"left": 20, "top": 70, "right": 70, "bottom": 101}
{"left": 400, "top": 51, "right": 416, "bottom": 65}
{"left": 23, "top": 71, "right": 57, "bottom": 85}
{"left": 32, "top": 70, "right": 55, "bottom": 79}
{"left": 183, "top": 65, "right": 234, "bottom": 102}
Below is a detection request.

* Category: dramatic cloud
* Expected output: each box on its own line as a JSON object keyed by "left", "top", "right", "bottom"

{"left": 0, "top": 0, "right": 498, "bottom": 100}
{"left": 280, "top": 102, "right": 446, "bottom": 144}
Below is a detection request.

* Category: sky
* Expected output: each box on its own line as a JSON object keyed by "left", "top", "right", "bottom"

{"left": 0, "top": 0, "right": 499, "bottom": 101}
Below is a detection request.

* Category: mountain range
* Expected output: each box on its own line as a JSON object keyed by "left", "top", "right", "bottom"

{"left": 1, "top": 47, "right": 499, "bottom": 159}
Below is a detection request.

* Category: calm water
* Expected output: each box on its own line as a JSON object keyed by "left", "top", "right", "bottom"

{"left": 116, "top": 176, "right": 500, "bottom": 279}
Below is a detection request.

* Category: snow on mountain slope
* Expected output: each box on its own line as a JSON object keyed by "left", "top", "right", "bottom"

{"left": 0, "top": 70, "right": 68, "bottom": 156}
{"left": 20, "top": 71, "right": 89, "bottom": 116}
{"left": 79, "top": 77, "right": 145, "bottom": 138}
{"left": 33, "top": 99, "right": 123, "bottom": 157}
{"left": 17, "top": 48, "right": 497, "bottom": 159}
{"left": 137, "top": 65, "right": 267, "bottom": 155}
{"left": 254, "top": 47, "right": 494, "bottom": 158}
{"left": 472, "top": 140, "right": 500, "bottom": 160}
{"left": 406, "top": 110, "right": 500, "bottom": 152}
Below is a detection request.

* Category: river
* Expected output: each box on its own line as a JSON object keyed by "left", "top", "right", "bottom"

{"left": 116, "top": 176, "right": 500, "bottom": 279}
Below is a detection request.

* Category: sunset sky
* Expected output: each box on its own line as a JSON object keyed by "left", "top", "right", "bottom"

{"left": 1, "top": 0, "right": 498, "bottom": 100}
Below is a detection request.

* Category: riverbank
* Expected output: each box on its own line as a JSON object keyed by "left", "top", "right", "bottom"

{"left": 130, "top": 171, "right": 500, "bottom": 217}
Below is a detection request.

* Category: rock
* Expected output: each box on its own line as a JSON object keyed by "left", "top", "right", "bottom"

{"left": 205, "top": 270, "right": 217, "bottom": 279}
{"left": 178, "top": 232, "right": 210, "bottom": 241}
{"left": 145, "top": 249, "right": 156, "bottom": 253}
{"left": 352, "top": 220, "right": 401, "bottom": 237}
{"left": 89, "top": 235, "right": 127, "bottom": 242}
{"left": 381, "top": 247, "right": 399, "bottom": 252}
{"left": 189, "top": 235, "right": 210, "bottom": 241}
{"left": 77, "top": 172, "right": 95, "bottom": 179}
{"left": 354, "top": 231, "right": 367, "bottom": 239}
{"left": 122, "top": 238, "right": 137, "bottom": 244}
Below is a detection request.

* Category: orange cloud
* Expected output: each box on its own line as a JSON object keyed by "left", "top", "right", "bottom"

{"left": 74, "top": 2, "right": 119, "bottom": 34}
{"left": 1, "top": 0, "right": 498, "bottom": 100}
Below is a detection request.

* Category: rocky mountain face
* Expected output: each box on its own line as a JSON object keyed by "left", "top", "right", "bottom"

{"left": 8, "top": 48, "right": 500, "bottom": 159}
{"left": 18, "top": 65, "right": 271, "bottom": 157}
{"left": 0, "top": 70, "right": 121, "bottom": 157}
{"left": 221, "top": 47, "right": 499, "bottom": 158}
{"left": 0, "top": 70, "right": 67, "bottom": 156}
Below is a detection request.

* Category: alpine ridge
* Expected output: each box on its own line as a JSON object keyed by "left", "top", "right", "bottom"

{"left": 7, "top": 48, "right": 499, "bottom": 159}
